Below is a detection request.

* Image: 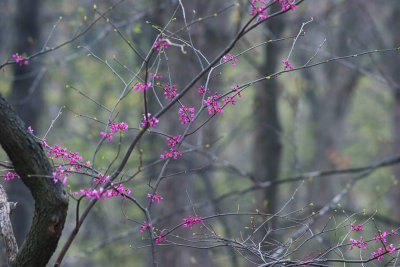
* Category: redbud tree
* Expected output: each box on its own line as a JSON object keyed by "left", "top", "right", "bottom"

{"left": 1, "top": 0, "right": 400, "bottom": 266}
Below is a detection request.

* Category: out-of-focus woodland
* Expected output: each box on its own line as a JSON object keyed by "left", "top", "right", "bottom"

{"left": 1, "top": 0, "right": 400, "bottom": 266}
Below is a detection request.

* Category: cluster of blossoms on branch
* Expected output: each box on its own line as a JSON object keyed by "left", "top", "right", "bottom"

{"left": 133, "top": 82, "right": 152, "bottom": 93}
{"left": 178, "top": 105, "right": 195, "bottom": 125}
{"left": 47, "top": 144, "right": 90, "bottom": 185}
{"left": 149, "top": 72, "right": 162, "bottom": 79}
{"left": 72, "top": 182, "right": 131, "bottom": 201}
{"left": 147, "top": 192, "right": 163, "bottom": 203}
{"left": 153, "top": 38, "right": 170, "bottom": 52}
{"left": 12, "top": 53, "right": 29, "bottom": 66}
{"left": 182, "top": 216, "right": 202, "bottom": 229}
{"left": 164, "top": 83, "right": 179, "bottom": 101}
{"left": 282, "top": 60, "right": 294, "bottom": 70}
{"left": 223, "top": 53, "right": 238, "bottom": 67}
{"left": 140, "top": 221, "right": 152, "bottom": 233}
{"left": 141, "top": 113, "right": 159, "bottom": 128}
{"left": 250, "top": 0, "right": 297, "bottom": 19}
{"left": 4, "top": 172, "right": 20, "bottom": 181}
{"left": 160, "top": 135, "right": 182, "bottom": 159}
{"left": 348, "top": 224, "right": 400, "bottom": 263}
{"left": 100, "top": 121, "right": 128, "bottom": 141}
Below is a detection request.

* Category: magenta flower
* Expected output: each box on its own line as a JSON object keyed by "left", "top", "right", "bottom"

{"left": 178, "top": 106, "right": 195, "bottom": 125}
{"left": 155, "top": 231, "right": 166, "bottom": 244}
{"left": 183, "top": 216, "right": 202, "bottom": 229}
{"left": 149, "top": 73, "right": 163, "bottom": 79}
{"left": 198, "top": 85, "right": 210, "bottom": 95}
{"left": 204, "top": 92, "right": 223, "bottom": 115}
{"left": 12, "top": 54, "right": 29, "bottom": 66}
{"left": 140, "top": 221, "right": 152, "bottom": 233}
{"left": 350, "top": 224, "right": 364, "bottom": 232}
{"left": 160, "top": 148, "right": 182, "bottom": 159}
{"left": 133, "top": 82, "right": 152, "bottom": 92}
{"left": 349, "top": 236, "right": 367, "bottom": 250}
{"left": 282, "top": 60, "right": 294, "bottom": 70}
{"left": 4, "top": 172, "right": 20, "bottom": 181}
{"left": 153, "top": 38, "right": 170, "bottom": 52}
{"left": 147, "top": 192, "right": 163, "bottom": 203}
{"left": 223, "top": 53, "right": 238, "bottom": 67}
{"left": 28, "top": 126, "right": 34, "bottom": 134}
{"left": 141, "top": 113, "right": 159, "bottom": 128}
{"left": 164, "top": 83, "right": 179, "bottom": 102}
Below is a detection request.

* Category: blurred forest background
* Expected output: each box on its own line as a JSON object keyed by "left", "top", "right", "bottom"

{"left": 1, "top": 0, "right": 400, "bottom": 266}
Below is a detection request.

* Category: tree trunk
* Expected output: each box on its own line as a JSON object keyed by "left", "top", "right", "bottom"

{"left": 0, "top": 95, "right": 68, "bottom": 266}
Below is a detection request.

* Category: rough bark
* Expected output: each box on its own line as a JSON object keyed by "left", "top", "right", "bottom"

{"left": 0, "top": 94, "right": 68, "bottom": 266}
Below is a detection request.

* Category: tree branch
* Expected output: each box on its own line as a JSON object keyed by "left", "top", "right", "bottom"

{"left": 0, "top": 94, "right": 69, "bottom": 266}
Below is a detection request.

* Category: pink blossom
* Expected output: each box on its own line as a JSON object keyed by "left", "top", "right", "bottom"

{"left": 153, "top": 38, "right": 170, "bottom": 52}
{"left": 41, "top": 139, "right": 48, "bottom": 148}
{"left": 4, "top": 172, "right": 20, "bottom": 181}
{"left": 183, "top": 216, "right": 202, "bottom": 229}
{"left": 204, "top": 92, "right": 223, "bottom": 115}
{"left": 178, "top": 106, "right": 195, "bottom": 125}
{"left": 160, "top": 148, "right": 182, "bottom": 159}
{"left": 149, "top": 73, "right": 162, "bottom": 79}
{"left": 12, "top": 54, "right": 29, "bottom": 66}
{"left": 133, "top": 82, "right": 152, "bottom": 92}
{"left": 231, "top": 84, "right": 242, "bottom": 98}
{"left": 282, "top": 60, "right": 294, "bottom": 70}
{"left": 74, "top": 183, "right": 131, "bottom": 201}
{"left": 198, "top": 85, "right": 210, "bottom": 95}
{"left": 28, "top": 126, "right": 34, "bottom": 134}
{"left": 349, "top": 236, "right": 368, "bottom": 250}
{"left": 155, "top": 231, "right": 166, "bottom": 244}
{"left": 222, "top": 96, "right": 237, "bottom": 106}
{"left": 164, "top": 83, "right": 179, "bottom": 101}
{"left": 223, "top": 53, "right": 238, "bottom": 67}
{"left": 147, "top": 192, "right": 163, "bottom": 203}
{"left": 279, "top": 0, "right": 298, "bottom": 11}
{"left": 141, "top": 113, "right": 159, "bottom": 128}
{"left": 350, "top": 224, "right": 364, "bottom": 232}
{"left": 166, "top": 135, "right": 181, "bottom": 148}
{"left": 100, "top": 131, "right": 113, "bottom": 141}
{"left": 140, "top": 221, "right": 151, "bottom": 233}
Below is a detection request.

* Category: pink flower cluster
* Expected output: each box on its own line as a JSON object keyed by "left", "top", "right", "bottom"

{"left": 155, "top": 232, "right": 166, "bottom": 244}
{"left": 250, "top": 0, "right": 268, "bottom": 19}
{"left": 12, "top": 54, "right": 29, "bottom": 66}
{"left": 4, "top": 172, "right": 20, "bottom": 181}
{"left": 133, "top": 82, "right": 152, "bottom": 93}
{"left": 153, "top": 38, "right": 170, "bottom": 52}
{"left": 349, "top": 236, "right": 368, "bottom": 250}
{"left": 178, "top": 105, "right": 195, "bottom": 125}
{"left": 149, "top": 73, "right": 162, "bottom": 79}
{"left": 204, "top": 92, "right": 223, "bottom": 115}
{"left": 141, "top": 113, "right": 159, "bottom": 128}
{"left": 140, "top": 221, "right": 152, "bottom": 233}
{"left": 223, "top": 53, "right": 238, "bottom": 67}
{"left": 279, "top": 0, "right": 298, "bottom": 11}
{"left": 164, "top": 83, "right": 178, "bottom": 101}
{"left": 348, "top": 225, "right": 400, "bottom": 263}
{"left": 249, "top": 0, "right": 297, "bottom": 19}
{"left": 28, "top": 126, "right": 34, "bottom": 134}
{"left": 47, "top": 145, "right": 90, "bottom": 185}
{"left": 282, "top": 60, "right": 294, "bottom": 70}
{"left": 93, "top": 173, "right": 109, "bottom": 184}
{"left": 198, "top": 85, "right": 210, "bottom": 95}
{"left": 183, "top": 216, "right": 202, "bottom": 229}
{"left": 100, "top": 121, "right": 129, "bottom": 141}
{"left": 147, "top": 192, "right": 163, "bottom": 203}
{"left": 160, "top": 135, "right": 182, "bottom": 159}
{"left": 73, "top": 183, "right": 131, "bottom": 201}
{"left": 351, "top": 224, "right": 364, "bottom": 232}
